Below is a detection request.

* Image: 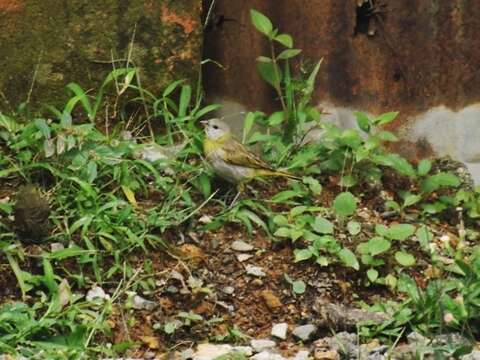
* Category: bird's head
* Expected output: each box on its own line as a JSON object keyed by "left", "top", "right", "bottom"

{"left": 200, "top": 118, "right": 232, "bottom": 140}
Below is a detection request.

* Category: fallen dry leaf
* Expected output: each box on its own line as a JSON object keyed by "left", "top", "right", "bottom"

{"left": 261, "top": 290, "right": 282, "bottom": 310}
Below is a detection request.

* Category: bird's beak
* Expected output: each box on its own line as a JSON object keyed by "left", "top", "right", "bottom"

{"left": 199, "top": 120, "right": 209, "bottom": 126}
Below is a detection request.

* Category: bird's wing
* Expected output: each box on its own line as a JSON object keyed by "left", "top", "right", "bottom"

{"left": 221, "top": 138, "right": 274, "bottom": 170}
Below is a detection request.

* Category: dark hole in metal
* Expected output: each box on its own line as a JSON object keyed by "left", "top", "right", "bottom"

{"left": 354, "top": 1, "right": 374, "bottom": 36}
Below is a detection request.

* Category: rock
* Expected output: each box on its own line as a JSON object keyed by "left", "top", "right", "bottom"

{"left": 246, "top": 265, "right": 266, "bottom": 277}
{"left": 407, "top": 331, "right": 427, "bottom": 346}
{"left": 222, "top": 286, "right": 235, "bottom": 295}
{"left": 462, "top": 351, "right": 480, "bottom": 360}
{"left": 292, "top": 324, "right": 317, "bottom": 341}
{"left": 50, "top": 242, "right": 64, "bottom": 252}
{"left": 326, "top": 332, "right": 358, "bottom": 358}
{"left": 199, "top": 215, "right": 213, "bottom": 224}
{"left": 433, "top": 332, "right": 471, "bottom": 349}
{"left": 232, "top": 346, "right": 253, "bottom": 356}
{"left": 314, "top": 300, "right": 390, "bottom": 330}
{"left": 193, "top": 343, "right": 233, "bottom": 360}
{"left": 132, "top": 294, "right": 156, "bottom": 311}
{"left": 251, "top": 351, "right": 286, "bottom": 360}
{"left": 313, "top": 349, "right": 339, "bottom": 360}
{"left": 86, "top": 286, "right": 110, "bottom": 302}
{"left": 261, "top": 290, "right": 282, "bottom": 310}
{"left": 250, "top": 339, "right": 277, "bottom": 353}
{"left": 237, "top": 254, "right": 254, "bottom": 262}
{"left": 231, "top": 240, "right": 255, "bottom": 252}
{"left": 271, "top": 323, "right": 288, "bottom": 340}
{"left": 166, "top": 285, "right": 179, "bottom": 294}
{"left": 389, "top": 344, "right": 415, "bottom": 360}
{"left": 181, "top": 348, "right": 195, "bottom": 360}
{"left": 292, "top": 350, "right": 310, "bottom": 360}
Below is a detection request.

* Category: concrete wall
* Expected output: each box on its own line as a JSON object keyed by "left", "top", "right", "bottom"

{"left": 203, "top": 0, "right": 480, "bottom": 182}
{"left": 0, "top": 0, "right": 203, "bottom": 110}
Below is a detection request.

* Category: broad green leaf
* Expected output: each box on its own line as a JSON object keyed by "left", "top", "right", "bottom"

{"left": 416, "top": 225, "right": 433, "bottom": 249}
{"left": 290, "top": 229, "right": 304, "bottom": 242}
{"left": 376, "top": 130, "right": 398, "bottom": 142}
{"left": 375, "top": 111, "right": 398, "bottom": 125}
{"left": 347, "top": 221, "right": 361, "bottom": 235}
{"left": 312, "top": 217, "right": 334, "bottom": 234}
{"left": 403, "top": 193, "right": 421, "bottom": 207}
{"left": 257, "top": 56, "right": 272, "bottom": 63}
{"left": 303, "top": 176, "right": 322, "bottom": 195}
{"left": 333, "top": 192, "right": 357, "bottom": 217}
{"left": 257, "top": 61, "right": 282, "bottom": 88}
{"left": 395, "top": 251, "right": 416, "bottom": 266}
{"left": 338, "top": 248, "right": 359, "bottom": 270}
{"left": 250, "top": 9, "right": 273, "bottom": 36}
{"left": 277, "top": 49, "right": 302, "bottom": 60}
{"left": 316, "top": 256, "right": 329, "bottom": 266}
{"left": 274, "top": 227, "right": 291, "bottom": 238}
{"left": 294, "top": 248, "right": 313, "bottom": 262}
{"left": 417, "top": 159, "right": 432, "bottom": 176}
{"left": 290, "top": 205, "right": 308, "bottom": 217}
{"left": 355, "top": 112, "right": 371, "bottom": 133}
{"left": 268, "top": 111, "right": 285, "bottom": 126}
{"left": 273, "top": 215, "right": 289, "bottom": 226}
{"left": 292, "top": 280, "right": 306, "bottom": 294}
{"left": 339, "top": 175, "right": 357, "bottom": 188}
{"left": 375, "top": 224, "right": 389, "bottom": 237}
{"left": 372, "top": 153, "right": 416, "bottom": 178}
{"left": 367, "top": 237, "right": 391, "bottom": 256}
{"left": 420, "top": 172, "right": 460, "bottom": 193}
{"left": 367, "top": 268, "right": 379, "bottom": 283}
{"left": 272, "top": 190, "right": 300, "bottom": 202}
{"left": 275, "top": 33, "right": 293, "bottom": 48}
{"left": 387, "top": 224, "right": 415, "bottom": 241}
{"left": 34, "top": 118, "right": 51, "bottom": 139}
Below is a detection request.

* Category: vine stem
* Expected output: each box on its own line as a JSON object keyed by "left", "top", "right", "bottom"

{"left": 269, "top": 40, "right": 287, "bottom": 113}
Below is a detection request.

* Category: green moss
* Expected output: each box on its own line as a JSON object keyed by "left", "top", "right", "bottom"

{"left": 0, "top": 0, "right": 202, "bottom": 112}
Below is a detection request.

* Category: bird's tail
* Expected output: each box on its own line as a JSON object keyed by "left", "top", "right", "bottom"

{"left": 258, "top": 169, "right": 302, "bottom": 181}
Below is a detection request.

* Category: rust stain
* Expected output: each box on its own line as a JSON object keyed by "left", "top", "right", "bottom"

{"left": 0, "top": 0, "right": 24, "bottom": 12}
{"left": 160, "top": 3, "right": 198, "bottom": 35}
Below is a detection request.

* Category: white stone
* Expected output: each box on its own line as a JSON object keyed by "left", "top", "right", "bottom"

{"left": 271, "top": 323, "right": 288, "bottom": 340}
{"left": 86, "top": 286, "right": 110, "bottom": 302}
{"left": 193, "top": 343, "right": 233, "bottom": 360}
{"left": 237, "top": 253, "right": 254, "bottom": 262}
{"left": 291, "top": 350, "right": 310, "bottom": 360}
{"left": 231, "top": 240, "right": 255, "bottom": 252}
{"left": 222, "top": 286, "right": 235, "bottom": 295}
{"left": 250, "top": 339, "right": 277, "bottom": 353}
{"left": 292, "top": 324, "right": 317, "bottom": 341}
{"left": 132, "top": 294, "right": 156, "bottom": 311}
{"left": 50, "top": 242, "right": 64, "bottom": 252}
{"left": 251, "top": 351, "right": 286, "bottom": 360}
{"left": 232, "top": 346, "right": 253, "bottom": 356}
{"left": 246, "top": 265, "right": 266, "bottom": 277}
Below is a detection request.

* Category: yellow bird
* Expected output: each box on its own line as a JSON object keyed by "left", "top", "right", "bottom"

{"left": 201, "top": 118, "right": 300, "bottom": 202}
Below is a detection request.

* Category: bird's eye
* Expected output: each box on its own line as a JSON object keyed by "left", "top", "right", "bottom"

{"left": 213, "top": 125, "right": 218, "bottom": 129}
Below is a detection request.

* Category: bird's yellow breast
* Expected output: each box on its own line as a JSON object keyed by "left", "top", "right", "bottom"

{"left": 203, "top": 134, "right": 231, "bottom": 156}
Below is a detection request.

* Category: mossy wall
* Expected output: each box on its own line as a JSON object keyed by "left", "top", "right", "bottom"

{"left": 0, "top": 0, "right": 202, "bottom": 111}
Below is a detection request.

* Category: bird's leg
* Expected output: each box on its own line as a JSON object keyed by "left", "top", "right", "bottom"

{"left": 228, "top": 183, "right": 244, "bottom": 209}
